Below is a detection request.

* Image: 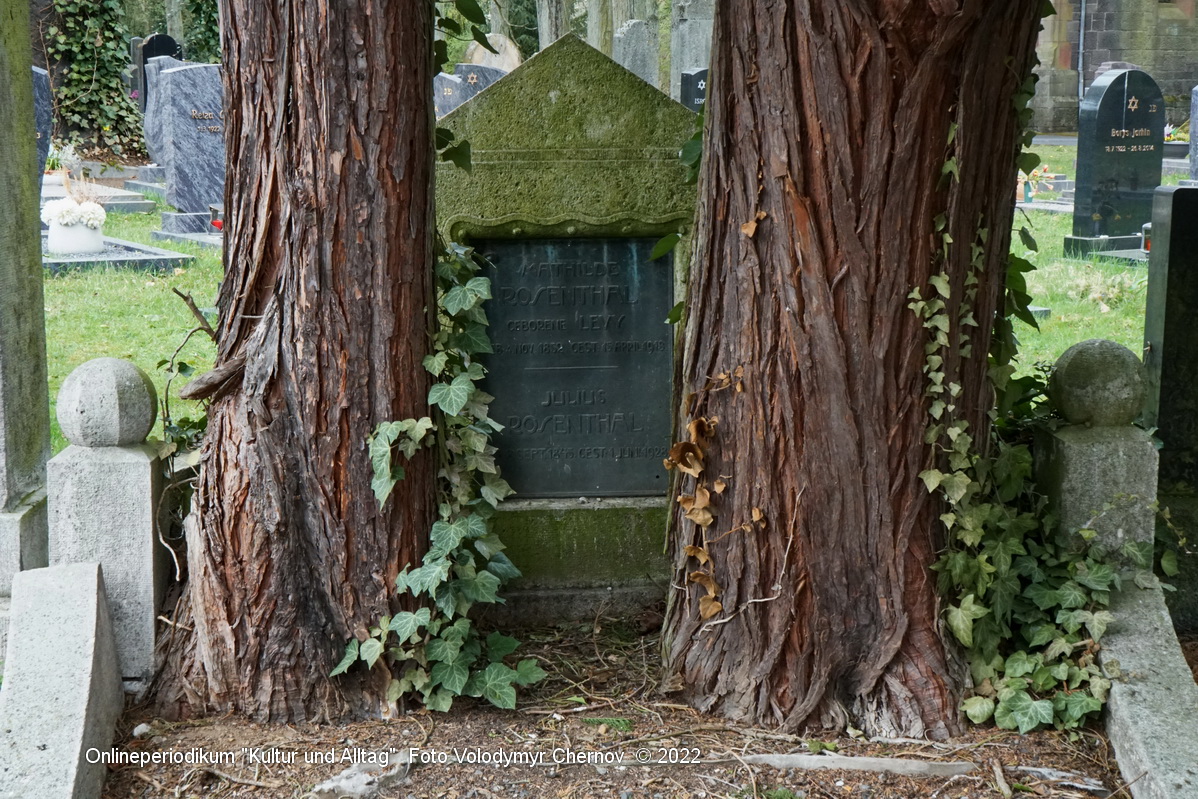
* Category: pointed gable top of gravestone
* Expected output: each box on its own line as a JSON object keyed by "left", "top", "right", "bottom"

{"left": 437, "top": 34, "right": 696, "bottom": 241}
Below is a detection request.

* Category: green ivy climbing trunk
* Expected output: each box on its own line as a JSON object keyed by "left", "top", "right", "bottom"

{"left": 663, "top": 1, "right": 1043, "bottom": 738}
{"left": 153, "top": 0, "right": 436, "bottom": 722}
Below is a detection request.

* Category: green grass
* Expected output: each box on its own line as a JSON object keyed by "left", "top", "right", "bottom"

{"left": 1026, "top": 144, "right": 1076, "bottom": 177}
{"left": 43, "top": 205, "right": 222, "bottom": 452}
{"left": 1009, "top": 208, "right": 1146, "bottom": 372}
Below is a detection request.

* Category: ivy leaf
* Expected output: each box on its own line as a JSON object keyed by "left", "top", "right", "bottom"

{"left": 388, "top": 608, "right": 431, "bottom": 642}
{"left": 425, "top": 688, "right": 455, "bottom": 712}
{"left": 479, "top": 662, "right": 519, "bottom": 709}
{"left": 455, "top": 0, "right": 487, "bottom": 24}
{"left": 465, "top": 276, "right": 492, "bottom": 299}
{"left": 1162, "top": 548, "right": 1180, "bottom": 577}
{"left": 666, "top": 300, "right": 685, "bottom": 325}
{"left": 431, "top": 658, "right": 470, "bottom": 694}
{"left": 481, "top": 474, "right": 515, "bottom": 507}
{"left": 1003, "top": 650, "right": 1039, "bottom": 679}
{"left": 458, "top": 570, "right": 502, "bottom": 603}
{"left": 1086, "top": 610, "right": 1114, "bottom": 641}
{"left": 994, "top": 690, "right": 1054, "bottom": 733}
{"left": 486, "top": 551, "right": 523, "bottom": 582}
{"left": 360, "top": 637, "right": 385, "bottom": 668}
{"left": 435, "top": 126, "right": 456, "bottom": 149}
{"left": 471, "top": 24, "right": 499, "bottom": 54}
{"left": 1056, "top": 581, "right": 1088, "bottom": 609}
{"left": 443, "top": 285, "right": 477, "bottom": 316}
{"left": 515, "top": 658, "right": 547, "bottom": 686}
{"left": 454, "top": 323, "right": 493, "bottom": 354}
{"left": 1018, "top": 226, "right": 1039, "bottom": 253}
{"left": 330, "top": 639, "right": 359, "bottom": 677}
{"left": 947, "top": 594, "right": 990, "bottom": 647}
{"left": 1024, "top": 581, "right": 1058, "bottom": 611}
{"left": 650, "top": 232, "right": 681, "bottom": 261}
{"left": 486, "top": 632, "right": 520, "bottom": 661}
{"left": 429, "top": 374, "right": 474, "bottom": 416}
{"left": 427, "top": 635, "right": 463, "bottom": 663}
{"left": 1075, "top": 561, "right": 1115, "bottom": 591}
{"left": 1054, "top": 690, "right": 1102, "bottom": 725}
{"left": 961, "top": 696, "right": 995, "bottom": 724}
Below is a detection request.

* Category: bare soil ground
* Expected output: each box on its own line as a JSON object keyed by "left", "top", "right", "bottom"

{"left": 102, "top": 621, "right": 1125, "bottom": 799}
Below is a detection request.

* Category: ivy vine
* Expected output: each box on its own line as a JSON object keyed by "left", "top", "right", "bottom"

{"left": 331, "top": 238, "right": 545, "bottom": 711}
{"left": 44, "top": 0, "right": 145, "bottom": 156}
{"left": 911, "top": 61, "right": 1173, "bottom": 733}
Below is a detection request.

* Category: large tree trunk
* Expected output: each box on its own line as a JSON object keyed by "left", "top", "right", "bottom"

{"left": 663, "top": 1, "right": 1042, "bottom": 739}
{"left": 536, "top": 0, "right": 570, "bottom": 50}
{"left": 153, "top": 0, "right": 436, "bottom": 722}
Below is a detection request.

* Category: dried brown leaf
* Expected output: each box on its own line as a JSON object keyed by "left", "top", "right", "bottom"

{"left": 751, "top": 507, "right": 764, "bottom": 522}
{"left": 713, "top": 479, "right": 727, "bottom": 494}
{"left": 688, "top": 571, "right": 721, "bottom": 596}
{"left": 667, "top": 441, "right": 704, "bottom": 478}
{"left": 699, "top": 595, "right": 723, "bottom": 619}
{"left": 685, "top": 506, "right": 715, "bottom": 528}
{"left": 683, "top": 545, "right": 710, "bottom": 565}
{"left": 686, "top": 416, "right": 718, "bottom": 445}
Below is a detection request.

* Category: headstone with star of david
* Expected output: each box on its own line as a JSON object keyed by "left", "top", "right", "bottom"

{"left": 680, "top": 68, "right": 708, "bottom": 112}
{"left": 434, "top": 72, "right": 466, "bottom": 118}
{"left": 1066, "top": 68, "right": 1165, "bottom": 253}
{"left": 453, "top": 64, "right": 507, "bottom": 105}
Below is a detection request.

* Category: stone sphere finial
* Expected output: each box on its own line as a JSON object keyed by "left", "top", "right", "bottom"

{"left": 1049, "top": 339, "right": 1146, "bottom": 427}
{"left": 57, "top": 358, "right": 157, "bottom": 447}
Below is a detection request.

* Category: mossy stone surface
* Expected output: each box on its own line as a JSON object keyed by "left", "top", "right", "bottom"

{"left": 436, "top": 34, "right": 697, "bottom": 243}
{"left": 493, "top": 500, "right": 669, "bottom": 589}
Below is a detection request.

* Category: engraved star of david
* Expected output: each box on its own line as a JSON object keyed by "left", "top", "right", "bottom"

{"left": 1128, "top": 96, "right": 1140, "bottom": 111}
{"left": 698, "top": 80, "right": 707, "bottom": 91}
{"left": 467, "top": 73, "right": 479, "bottom": 85}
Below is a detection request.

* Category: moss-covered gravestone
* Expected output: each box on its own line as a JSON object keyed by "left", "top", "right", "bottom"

{"left": 437, "top": 35, "right": 696, "bottom": 621}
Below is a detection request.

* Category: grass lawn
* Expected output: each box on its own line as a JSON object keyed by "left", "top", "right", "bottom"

{"left": 40, "top": 189, "right": 1149, "bottom": 453}
{"left": 43, "top": 204, "right": 222, "bottom": 452}
{"left": 1009, "top": 208, "right": 1146, "bottom": 372}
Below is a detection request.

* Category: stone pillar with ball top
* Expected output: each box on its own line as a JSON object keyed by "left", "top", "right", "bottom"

{"left": 48, "top": 358, "right": 166, "bottom": 692}
{"left": 1034, "top": 339, "right": 1158, "bottom": 554}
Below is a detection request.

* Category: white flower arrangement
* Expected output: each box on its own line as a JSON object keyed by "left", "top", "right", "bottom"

{"left": 40, "top": 197, "right": 106, "bottom": 229}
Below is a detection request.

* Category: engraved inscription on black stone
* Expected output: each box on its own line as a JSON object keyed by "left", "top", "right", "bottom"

{"left": 1073, "top": 69, "right": 1165, "bottom": 238}
{"left": 1144, "top": 186, "right": 1198, "bottom": 489}
{"left": 479, "top": 238, "right": 674, "bottom": 498}
{"left": 681, "top": 68, "right": 708, "bottom": 113}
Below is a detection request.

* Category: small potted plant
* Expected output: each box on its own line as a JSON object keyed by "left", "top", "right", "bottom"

{"left": 1164, "top": 122, "right": 1189, "bottom": 158}
{"left": 43, "top": 141, "right": 81, "bottom": 185}
{"left": 41, "top": 179, "right": 106, "bottom": 254}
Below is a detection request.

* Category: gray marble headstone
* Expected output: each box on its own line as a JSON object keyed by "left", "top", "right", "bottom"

{"left": 612, "top": 19, "right": 655, "bottom": 87}
{"left": 162, "top": 64, "right": 225, "bottom": 213}
{"left": 142, "top": 55, "right": 189, "bottom": 166}
{"left": 33, "top": 67, "right": 50, "bottom": 185}
{"left": 453, "top": 63, "right": 507, "bottom": 103}
{"left": 435, "top": 72, "right": 466, "bottom": 118}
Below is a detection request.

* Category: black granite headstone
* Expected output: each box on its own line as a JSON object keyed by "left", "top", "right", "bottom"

{"left": 434, "top": 72, "right": 466, "bottom": 118}
{"left": 480, "top": 238, "right": 674, "bottom": 498}
{"left": 161, "top": 64, "right": 225, "bottom": 213}
{"left": 453, "top": 64, "right": 507, "bottom": 101}
{"left": 680, "top": 68, "right": 708, "bottom": 112}
{"left": 1068, "top": 69, "right": 1165, "bottom": 251}
{"left": 139, "top": 33, "right": 182, "bottom": 111}
{"left": 32, "top": 67, "right": 51, "bottom": 187}
{"left": 1144, "top": 186, "right": 1198, "bottom": 488}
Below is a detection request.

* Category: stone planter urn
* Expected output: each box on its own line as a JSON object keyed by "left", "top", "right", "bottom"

{"left": 46, "top": 221, "right": 104, "bottom": 254}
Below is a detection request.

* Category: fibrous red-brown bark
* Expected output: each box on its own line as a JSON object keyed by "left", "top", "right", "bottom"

{"left": 663, "top": 1, "right": 1042, "bottom": 738}
{"left": 154, "top": 0, "right": 436, "bottom": 722}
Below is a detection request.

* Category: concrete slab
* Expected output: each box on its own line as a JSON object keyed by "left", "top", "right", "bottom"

{"left": 0, "top": 563, "right": 123, "bottom": 799}
{"left": 122, "top": 179, "right": 165, "bottom": 200}
{"left": 41, "top": 234, "right": 193, "bottom": 273}
{"left": 1100, "top": 585, "right": 1198, "bottom": 798}
{"left": 150, "top": 230, "right": 221, "bottom": 250}
{"left": 0, "top": 491, "right": 47, "bottom": 596}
